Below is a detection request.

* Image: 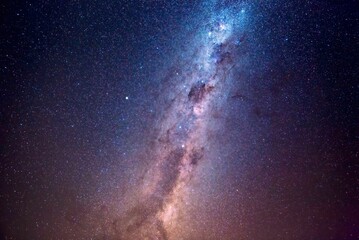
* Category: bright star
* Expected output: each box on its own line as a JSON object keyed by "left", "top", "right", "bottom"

{"left": 219, "top": 23, "right": 226, "bottom": 31}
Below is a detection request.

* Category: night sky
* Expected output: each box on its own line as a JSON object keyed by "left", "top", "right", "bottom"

{"left": 0, "top": 0, "right": 358, "bottom": 239}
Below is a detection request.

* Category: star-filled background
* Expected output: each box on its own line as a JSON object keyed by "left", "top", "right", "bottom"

{"left": 0, "top": 0, "right": 358, "bottom": 239}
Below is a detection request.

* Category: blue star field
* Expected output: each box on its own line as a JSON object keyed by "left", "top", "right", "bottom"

{"left": 0, "top": 0, "right": 357, "bottom": 239}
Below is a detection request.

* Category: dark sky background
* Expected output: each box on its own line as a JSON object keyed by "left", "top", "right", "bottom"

{"left": 0, "top": 1, "right": 358, "bottom": 240}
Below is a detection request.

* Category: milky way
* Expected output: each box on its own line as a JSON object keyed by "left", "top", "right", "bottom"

{"left": 1, "top": 0, "right": 357, "bottom": 240}
{"left": 117, "top": 8, "right": 244, "bottom": 238}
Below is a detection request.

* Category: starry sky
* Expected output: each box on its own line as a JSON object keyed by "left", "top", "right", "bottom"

{"left": 0, "top": 0, "right": 358, "bottom": 239}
